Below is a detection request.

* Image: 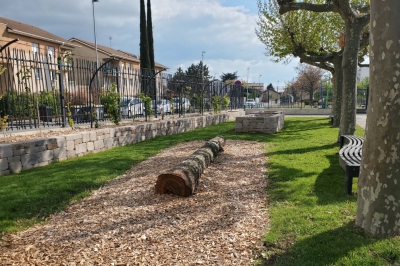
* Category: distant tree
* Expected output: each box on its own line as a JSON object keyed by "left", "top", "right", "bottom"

{"left": 174, "top": 67, "right": 185, "bottom": 77}
{"left": 266, "top": 83, "right": 274, "bottom": 90}
{"left": 220, "top": 72, "right": 238, "bottom": 82}
{"left": 185, "top": 62, "right": 209, "bottom": 78}
{"left": 294, "top": 64, "right": 325, "bottom": 102}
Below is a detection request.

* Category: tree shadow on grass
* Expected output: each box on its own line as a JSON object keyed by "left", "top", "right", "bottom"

{"left": 262, "top": 222, "right": 382, "bottom": 266}
{"left": 314, "top": 154, "right": 358, "bottom": 205}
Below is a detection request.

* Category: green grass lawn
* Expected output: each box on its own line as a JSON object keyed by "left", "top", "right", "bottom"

{"left": 0, "top": 117, "right": 399, "bottom": 265}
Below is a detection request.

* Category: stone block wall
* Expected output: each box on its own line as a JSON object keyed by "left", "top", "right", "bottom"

{"left": 235, "top": 111, "right": 284, "bottom": 134}
{"left": 0, "top": 113, "right": 230, "bottom": 176}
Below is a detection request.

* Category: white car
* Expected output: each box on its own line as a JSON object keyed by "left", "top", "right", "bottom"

{"left": 245, "top": 99, "right": 256, "bottom": 108}
{"left": 151, "top": 99, "right": 172, "bottom": 114}
{"left": 173, "top": 97, "right": 191, "bottom": 113}
{"left": 120, "top": 97, "right": 144, "bottom": 117}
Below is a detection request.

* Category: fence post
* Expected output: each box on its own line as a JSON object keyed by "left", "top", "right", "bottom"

{"left": 58, "top": 61, "right": 66, "bottom": 127}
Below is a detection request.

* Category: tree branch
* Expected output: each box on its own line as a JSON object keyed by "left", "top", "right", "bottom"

{"left": 278, "top": 1, "right": 338, "bottom": 15}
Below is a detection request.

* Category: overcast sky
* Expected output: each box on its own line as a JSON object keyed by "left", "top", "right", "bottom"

{"left": 1, "top": 0, "right": 300, "bottom": 89}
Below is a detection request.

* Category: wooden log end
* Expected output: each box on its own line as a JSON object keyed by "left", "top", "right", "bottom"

{"left": 155, "top": 173, "right": 193, "bottom": 197}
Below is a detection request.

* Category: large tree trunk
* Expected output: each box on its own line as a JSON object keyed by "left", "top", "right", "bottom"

{"left": 155, "top": 136, "right": 225, "bottom": 197}
{"left": 339, "top": 22, "right": 364, "bottom": 136}
{"left": 355, "top": 0, "right": 400, "bottom": 236}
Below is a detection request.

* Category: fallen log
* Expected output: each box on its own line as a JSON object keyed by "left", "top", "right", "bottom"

{"left": 155, "top": 136, "right": 225, "bottom": 197}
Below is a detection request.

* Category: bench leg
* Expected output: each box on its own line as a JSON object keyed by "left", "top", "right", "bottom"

{"left": 345, "top": 173, "right": 353, "bottom": 195}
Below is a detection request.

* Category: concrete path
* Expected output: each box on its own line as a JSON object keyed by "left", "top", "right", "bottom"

{"left": 356, "top": 114, "right": 366, "bottom": 129}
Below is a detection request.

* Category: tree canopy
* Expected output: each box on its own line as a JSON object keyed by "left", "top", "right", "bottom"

{"left": 174, "top": 62, "right": 210, "bottom": 78}
{"left": 220, "top": 72, "right": 238, "bottom": 82}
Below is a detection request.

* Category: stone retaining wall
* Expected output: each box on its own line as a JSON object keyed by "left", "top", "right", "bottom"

{"left": 0, "top": 113, "right": 232, "bottom": 176}
{"left": 235, "top": 111, "right": 284, "bottom": 134}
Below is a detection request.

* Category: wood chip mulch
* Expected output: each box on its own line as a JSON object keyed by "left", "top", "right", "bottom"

{"left": 0, "top": 140, "right": 269, "bottom": 265}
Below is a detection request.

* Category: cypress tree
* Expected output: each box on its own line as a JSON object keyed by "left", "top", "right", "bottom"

{"left": 140, "top": 0, "right": 151, "bottom": 93}
{"left": 147, "top": 0, "right": 155, "bottom": 71}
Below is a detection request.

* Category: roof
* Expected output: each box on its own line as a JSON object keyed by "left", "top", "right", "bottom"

{"left": 0, "top": 17, "right": 78, "bottom": 48}
{"left": 69, "top": 37, "right": 168, "bottom": 69}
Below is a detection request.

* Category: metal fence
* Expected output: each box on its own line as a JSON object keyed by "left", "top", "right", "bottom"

{"left": 0, "top": 48, "right": 242, "bottom": 132}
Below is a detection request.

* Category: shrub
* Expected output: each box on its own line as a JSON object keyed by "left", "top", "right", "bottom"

{"left": 100, "top": 83, "right": 120, "bottom": 125}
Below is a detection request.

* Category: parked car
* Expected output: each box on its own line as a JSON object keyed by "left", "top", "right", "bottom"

{"left": 245, "top": 99, "right": 256, "bottom": 108}
{"left": 120, "top": 97, "right": 144, "bottom": 117}
{"left": 173, "top": 97, "right": 191, "bottom": 113}
{"left": 151, "top": 99, "right": 172, "bottom": 114}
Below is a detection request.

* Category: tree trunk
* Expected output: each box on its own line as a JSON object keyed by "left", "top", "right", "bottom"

{"left": 155, "top": 136, "right": 225, "bottom": 197}
{"left": 355, "top": 0, "right": 400, "bottom": 236}
{"left": 339, "top": 22, "right": 364, "bottom": 136}
{"left": 331, "top": 54, "right": 343, "bottom": 128}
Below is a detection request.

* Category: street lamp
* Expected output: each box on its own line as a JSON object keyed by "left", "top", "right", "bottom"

{"left": 201, "top": 51, "right": 206, "bottom": 112}
{"left": 92, "top": 0, "right": 99, "bottom": 70}
{"left": 246, "top": 67, "right": 249, "bottom": 100}
{"left": 201, "top": 51, "right": 205, "bottom": 85}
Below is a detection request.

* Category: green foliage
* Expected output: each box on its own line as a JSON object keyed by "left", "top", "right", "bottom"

{"left": 212, "top": 95, "right": 221, "bottom": 113}
{"left": 220, "top": 72, "right": 238, "bottom": 82}
{"left": 16, "top": 65, "right": 35, "bottom": 93}
{"left": 57, "top": 51, "right": 74, "bottom": 72}
{"left": 169, "top": 98, "right": 175, "bottom": 115}
{"left": 256, "top": 0, "right": 344, "bottom": 63}
{"left": 357, "top": 76, "right": 369, "bottom": 88}
{"left": 222, "top": 94, "right": 230, "bottom": 110}
{"left": 139, "top": 93, "right": 153, "bottom": 119}
{"left": 66, "top": 102, "right": 74, "bottom": 128}
{"left": 174, "top": 62, "right": 210, "bottom": 78}
{"left": 93, "top": 111, "right": 99, "bottom": 128}
{"left": 0, "top": 65, "right": 6, "bottom": 76}
{"left": 0, "top": 115, "right": 8, "bottom": 131}
{"left": 101, "top": 83, "right": 120, "bottom": 125}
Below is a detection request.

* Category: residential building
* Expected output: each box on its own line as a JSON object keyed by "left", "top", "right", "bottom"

{"left": 0, "top": 16, "right": 78, "bottom": 93}
{"left": 68, "top": 38, "right": 168, "bottom": 97}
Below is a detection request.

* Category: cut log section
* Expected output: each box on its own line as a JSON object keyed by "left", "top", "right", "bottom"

{"left": 155, "top": 136, "right": 225, "bottom": 197}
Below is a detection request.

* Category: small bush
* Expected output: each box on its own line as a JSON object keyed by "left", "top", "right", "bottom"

{"left": 100, "top": 83, "right": 120, "bottom": 125}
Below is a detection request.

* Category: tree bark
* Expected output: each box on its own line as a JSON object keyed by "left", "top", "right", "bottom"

{"left": 339, "top": 21, "right": 365, "bottom": 136}
{"left": 355, "top": 0, "right": 400, "bottom": 236}
{"left": 331, "top": 54, "right": 343, "bottom": 128}
{"left": 155, "top": 136, "right": 225, "bottom": 197}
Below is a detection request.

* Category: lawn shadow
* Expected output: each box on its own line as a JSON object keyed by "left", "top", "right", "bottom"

{"left": 314, "top": 154, "right": 358, "bottom": 205}
{"left": 262, "top": 222, "right": 381, "bottom": 266}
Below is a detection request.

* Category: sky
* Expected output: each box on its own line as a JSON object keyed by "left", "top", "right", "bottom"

{"left": 0, "top": 0, "right": 300, "bottom": 90}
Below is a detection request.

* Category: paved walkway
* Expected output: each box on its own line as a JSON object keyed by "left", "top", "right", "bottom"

{"left": 356, "top": 114, "right": 366, "bottom": 129}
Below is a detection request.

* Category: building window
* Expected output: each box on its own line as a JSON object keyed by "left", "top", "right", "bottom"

{"left": 129, "top": 64, "right": 132, "bottom": 71}
{"left": 129, "top": 79, "right": 133, "bottom": 87}
{"left": 50, "top": 70, "right": 57, "bottom": 81}
{"left": 123, "top": 78, "right": 127, "bottom": 86}
{"left": 48, "top": 46, "right": 55, "bottom": 58}
{"left": 121, "top": 62, "right": 125, "bottom": 70}
{"left": 32, "top": 43, "right": 39, "bottom": 55}
{"left": 35, "top": 68, "right": 42, "bottom": 80}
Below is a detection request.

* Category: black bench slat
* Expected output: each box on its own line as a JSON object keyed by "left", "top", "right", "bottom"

{"left": 340, "top": 135, "right": 364, "bottom": 148}
{"left": 338, "top": 135, "right": 364, "bottom": 195}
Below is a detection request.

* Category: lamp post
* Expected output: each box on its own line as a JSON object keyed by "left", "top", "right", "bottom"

{"left": 246, "top": 67, "right": 249, "bottom": 100}
{"left": 92, "top": 0, "right": 99, "bottom": 104}
{"left": 201, "top": 51, "right": 205, "bottom": 84}
{"left": 92, "top": 0, "right": 99, "bottom": 69}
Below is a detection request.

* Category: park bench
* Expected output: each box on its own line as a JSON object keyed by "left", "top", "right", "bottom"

{"left": 338, "top": 135, "right": 364, "bottom": 195}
